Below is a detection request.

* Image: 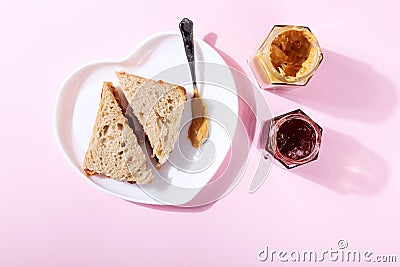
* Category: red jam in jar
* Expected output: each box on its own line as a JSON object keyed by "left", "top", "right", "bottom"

{"left": 266, "top": 109, "right": 322, "bottom": 168}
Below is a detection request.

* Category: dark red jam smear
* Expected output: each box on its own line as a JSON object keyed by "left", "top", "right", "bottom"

{"left": 276, "top": 118, "right": 316, "bottom": 160}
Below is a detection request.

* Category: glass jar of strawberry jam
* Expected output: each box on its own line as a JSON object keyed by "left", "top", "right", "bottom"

{"left": 266, "top": 109, "right": 322, "bottom": 168}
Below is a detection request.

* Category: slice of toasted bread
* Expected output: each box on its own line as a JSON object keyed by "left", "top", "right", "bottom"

{"left": 116, "top": 72, "right": 186, "bottom": 166}
{"left": 83, "top": 82, "right": 153, "bottom": 184}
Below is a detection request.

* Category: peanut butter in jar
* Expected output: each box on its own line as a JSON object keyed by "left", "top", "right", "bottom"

{"left": 249, "top": 25, "right": 323, "bottom": 89}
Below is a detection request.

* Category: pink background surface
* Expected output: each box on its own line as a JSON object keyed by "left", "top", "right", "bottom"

{"left": 1, "top": 0, "right": 399, "bottom": 266}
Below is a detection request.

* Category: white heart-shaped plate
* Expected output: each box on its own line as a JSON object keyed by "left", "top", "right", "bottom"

{"left": 54, "top": 32, "right": 239, "bottom": 206}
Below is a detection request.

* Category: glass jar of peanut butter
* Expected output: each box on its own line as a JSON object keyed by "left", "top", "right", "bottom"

{"left": 249, "top": 25, "right": 323, "bottom": 89}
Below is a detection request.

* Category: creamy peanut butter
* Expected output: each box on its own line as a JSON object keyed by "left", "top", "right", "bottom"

{"left": 249, "top": 25, "right": 323, "bottom": 88}
{"left": 270, "top": 30, "right": 311, "bottom": 77}
{"left": 188, "top": 90, "right": 209, "bottom": 148}
{"left": 188, "top": 115, "right": 208, "bottom": 148}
